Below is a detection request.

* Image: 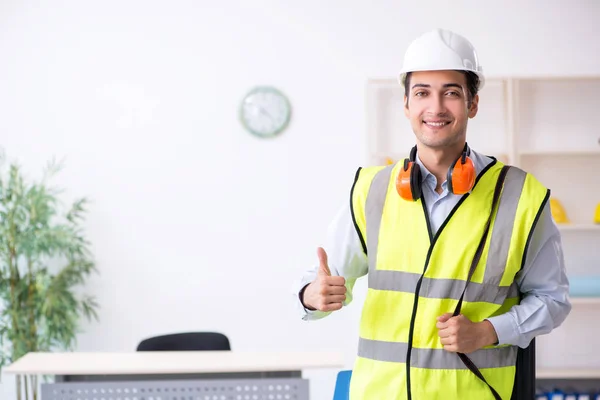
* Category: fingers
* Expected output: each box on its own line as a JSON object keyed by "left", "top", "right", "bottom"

{"left": 439, "top": 331, "right": 458, "bottom": 352}
{"left": 316, "top": 283, "right": 346, "bottom": 298}
{"left": 437, "top": 328, "right": 452, "bottom": 339}
{"left": 328, "top": 295, "right": 346, "bottom": 304}
{"left": 316, "top": 286, "right": 346, "bottom": 302}
{"left": 315, "top": 278, "right": 346, "bottom": 296}
{"left": 436, "top": 314, "right": 475, "bottom": 353}
{"left": 442, "top": 344, "right": 458, "bottom": 353}
{"left": 322, "top": 283, "right": 347, "bottom": 296}
{"left": 437, "top": 313, "right": 453, "bottom": 323}
{"left": 436, "top": 313, "right": 458, "bottom": 329}
{"left": 323, "top": 276, "right": 345, "bottom": 286}
{"left": 436, "top": 320, "right": 451, "bottom": 329}
{"left": 314, "top": 295, "right": 345, "bottom": 312}
{"left": 313, "top": 282, "right": 346, "bottom": 311}
{"left": 317, "top": 247, "right": 331, "bottom": 276}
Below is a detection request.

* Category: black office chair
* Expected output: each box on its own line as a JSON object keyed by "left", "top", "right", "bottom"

{"left": 511, "top": 338, "right": 535, "bottom": 400}
{"left": 136, "top": 332, "right": 231, "bottom": 351}
{"left": 511, "top": 289, "right": 536, "bottom": 400}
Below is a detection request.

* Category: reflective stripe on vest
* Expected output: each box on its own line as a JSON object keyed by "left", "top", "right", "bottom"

{"left": 368, "top": 270, "right": 519, "bottom": 305}
{"left": 358, "top": 338, "right": 518, "bottom": 369}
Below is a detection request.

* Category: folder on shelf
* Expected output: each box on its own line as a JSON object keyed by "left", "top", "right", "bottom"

{"left": 569, "top": 275, "right": 600, "bottom": 297}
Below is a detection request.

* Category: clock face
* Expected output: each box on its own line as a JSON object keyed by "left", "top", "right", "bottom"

{"left": 240, "top": 86, "right": 291, "bottom": 138}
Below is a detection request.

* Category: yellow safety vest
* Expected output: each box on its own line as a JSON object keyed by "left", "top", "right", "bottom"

{"left": 349, "top": 159, "right": 549, "bottom": 400}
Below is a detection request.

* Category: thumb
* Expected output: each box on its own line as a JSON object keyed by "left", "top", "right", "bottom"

{"left": 437, "top": 313, "right": 453, "bottom": 323}
{"left": 317, "top": 247, "right": 331, "bottom": 277}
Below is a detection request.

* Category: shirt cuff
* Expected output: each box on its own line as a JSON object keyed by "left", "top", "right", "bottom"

{"left": 301, "top": 307, "right": 331, "bottom": 321}
{"left": 485, "top": 314, "right": 519, "bottom": 346}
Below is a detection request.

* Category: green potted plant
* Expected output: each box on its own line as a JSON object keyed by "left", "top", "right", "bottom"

{"left": 0, "top": 154, "right": 99, "bottom": 400}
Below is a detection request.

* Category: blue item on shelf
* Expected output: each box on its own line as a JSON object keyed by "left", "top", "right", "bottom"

{"left": 333, "top": 370, "right": 352, "bottom": 400}
{"left": 549, "top": 389, "right": 565, "bottom": 399}
{"left": 568, "top": 275, "right": 600, "bottom": 297}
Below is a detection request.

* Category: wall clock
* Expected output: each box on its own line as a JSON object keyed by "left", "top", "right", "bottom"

{"left": 239, "top": 86, "right": 291, "bottom": 138}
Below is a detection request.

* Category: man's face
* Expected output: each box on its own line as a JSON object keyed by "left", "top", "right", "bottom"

{"left": 404, "top": 70, "right": 478, "bottom": 149}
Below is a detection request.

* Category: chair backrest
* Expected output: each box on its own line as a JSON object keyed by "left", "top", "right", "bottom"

{"left": 136, "top": 332, "right": 231, "bottom": 351}
{"left": 333, "top": 370, "right": 352, "bottom": 400}
{"left": 512, "top": 338, "right": 535, "bottom": 400}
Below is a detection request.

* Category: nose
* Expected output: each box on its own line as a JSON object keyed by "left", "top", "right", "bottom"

{"left": 426, "top": 92, "right": 447, "bottom": 115}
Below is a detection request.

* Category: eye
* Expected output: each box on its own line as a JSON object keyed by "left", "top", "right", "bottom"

{"left": 414, "top": 91, "right": 427, "bottom": 97}
{"left": 445, "top": 91, "right": 460, "bottom": 97}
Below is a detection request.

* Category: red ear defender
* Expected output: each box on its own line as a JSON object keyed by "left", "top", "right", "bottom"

{"left": 396, "top": 147, "right": 422, "bottom": 201}
{"left": 447, "top": 150, "right": 476, "bottom": 195}
{"left": 396, "top": 160, "right": 415, "bottom": 201}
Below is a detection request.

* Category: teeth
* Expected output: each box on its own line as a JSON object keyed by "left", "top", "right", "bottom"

{"left": 425, "top": 122, "right": 448, "bottom": 127}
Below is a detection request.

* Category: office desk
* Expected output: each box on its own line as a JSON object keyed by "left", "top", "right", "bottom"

{"left": 4, "top": 351, "right": 345, "bottom": 400}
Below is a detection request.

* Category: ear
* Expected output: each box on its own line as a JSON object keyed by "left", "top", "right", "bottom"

{"left": 468, "top": 94, "right": 479, "bottom": 118}
{"left": 404, "top": 95, "right": 410, "bottom": 118}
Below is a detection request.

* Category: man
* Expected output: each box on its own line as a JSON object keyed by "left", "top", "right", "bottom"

{"left": 293, "top": 29, "right": 571, "bottom": 399}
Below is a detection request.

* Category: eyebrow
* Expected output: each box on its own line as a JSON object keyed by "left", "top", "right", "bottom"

{"left": 411, "top": 83, "right": 463, "bottom": 90}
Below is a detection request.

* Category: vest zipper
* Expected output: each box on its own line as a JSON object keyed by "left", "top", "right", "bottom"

{"left": 402, "top": 159, "right": 496, "bottom": 399}
{"left": 405, "top": 197, "right": 434, "bottom": 400}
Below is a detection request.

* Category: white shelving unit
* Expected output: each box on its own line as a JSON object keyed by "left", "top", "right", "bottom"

{"left": 537, "top": 368, "right": 600, "bottom": 379}
{"left": 520, "top": 150, "right": 600, "bottom": 157}
{"left": 570, "top": 297, "right": 600, "bottom": 305}
{"left": 558, "top": 225, "right": 600, "bottom": 232}
{"left": 366, "top": 75, "right": 600, "bottom": 385}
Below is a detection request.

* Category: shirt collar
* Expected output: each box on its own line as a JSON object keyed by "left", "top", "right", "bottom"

{"left": 413, "top": 148, "right": 491, "bottom": 186}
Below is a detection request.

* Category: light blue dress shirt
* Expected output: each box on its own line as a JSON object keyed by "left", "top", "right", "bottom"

{"left": 294, "top": 149, "right": 572, "bottom": 348}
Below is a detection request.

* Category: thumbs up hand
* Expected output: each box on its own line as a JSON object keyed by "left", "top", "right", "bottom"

{"left": 302, "top": 247, "right": 347, "bottom": 312}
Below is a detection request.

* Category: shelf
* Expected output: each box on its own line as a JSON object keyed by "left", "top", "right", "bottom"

{"left": 537, "top": 368, "right": 600, "bottom": 379}
{"left": 557, "top": 224, "right": 600, "bottom": 232}
{"left": 519, "top": 150, "right": 600, "bottom": 157}
{"left": 512, "top": 75, "right": 600, "bottom": 81}
{"left": 570, "top": 297, "right": 600, "bottom": 305}
{"left": 371, "top": 152, "right": 509, "bottom": 165}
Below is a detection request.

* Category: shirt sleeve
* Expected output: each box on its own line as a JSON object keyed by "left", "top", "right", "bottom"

{"left": 291, "top": 200, "right": 369, "bottom": 321}
{"left": 486, "top": 201, "right": 572, "bottom": 348}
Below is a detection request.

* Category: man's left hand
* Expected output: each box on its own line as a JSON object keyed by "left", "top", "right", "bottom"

{"left": 436, "top": 313, "right": 498, "bottom": 354}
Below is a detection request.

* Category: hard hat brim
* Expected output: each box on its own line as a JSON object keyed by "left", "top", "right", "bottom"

{"left": 398, "top": 68, "right": 485, "bottom": 91}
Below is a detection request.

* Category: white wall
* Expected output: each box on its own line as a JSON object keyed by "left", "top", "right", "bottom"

{"left": 0, "top": 1, "right": 599, "bottom": 399}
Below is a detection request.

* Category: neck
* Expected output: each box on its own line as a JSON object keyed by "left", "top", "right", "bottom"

{"left": 417, "top": 142, "right": 466, "bottom": 188}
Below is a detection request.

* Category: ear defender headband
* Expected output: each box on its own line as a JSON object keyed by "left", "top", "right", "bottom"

{"left": 395, "top": 143, "right": 476, "bottom": 201}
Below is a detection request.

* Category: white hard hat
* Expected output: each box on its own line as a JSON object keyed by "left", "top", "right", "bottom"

{"left": 398, "top": 28, "right": 485, "bottom": 90}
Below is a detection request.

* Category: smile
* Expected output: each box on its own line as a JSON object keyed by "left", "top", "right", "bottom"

{"left": 423, "top": 121, "right": 450, "bottom": 127}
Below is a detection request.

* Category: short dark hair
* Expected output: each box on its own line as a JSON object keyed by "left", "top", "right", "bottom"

{"left": 404, "top": 71, "right": 480, "bottom": 107}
